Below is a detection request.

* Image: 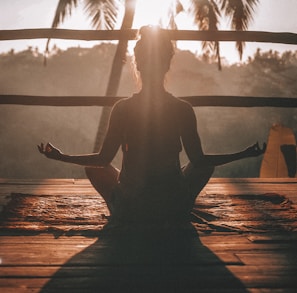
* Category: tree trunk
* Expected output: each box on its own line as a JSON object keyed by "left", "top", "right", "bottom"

{"left": 92, "top": 0, "right": 136, "bottom": 152}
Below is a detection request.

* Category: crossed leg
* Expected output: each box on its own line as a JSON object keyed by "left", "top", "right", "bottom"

{"left": 182, "top": 162, "right": 214, "bottom": 207}
{"left": 85, "top": 162, "right": 214, "bottom": 216}
{"left": 85, "top": 165, "right": 120, "bottom": 214}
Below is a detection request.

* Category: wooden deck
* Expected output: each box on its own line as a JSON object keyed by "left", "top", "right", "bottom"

{"left": 0, "top": 178, "right": 297, "bottom": 293}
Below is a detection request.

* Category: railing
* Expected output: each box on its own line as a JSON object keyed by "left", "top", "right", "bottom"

{"left": 1, "top": 29, "right": 297, "bottom": 44}
{"left": 1, "top": 95, "right": 297, "bottom": 108}
{"left": 0, "top": 28, "right": 297, "bottom": 107}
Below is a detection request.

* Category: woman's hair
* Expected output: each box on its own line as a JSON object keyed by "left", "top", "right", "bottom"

{"left": 134, "top": 26, "right": 174, "bottom": 73}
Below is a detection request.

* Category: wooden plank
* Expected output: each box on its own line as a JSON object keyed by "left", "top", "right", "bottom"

{"left": 0, "top": 185, "right": 99, "bottom": 196}
{"left": 1, "top": 235, "right": 295, "bottom": 256}
{"left": 207, "top": 178, "right": 297, "bottom": 183}
{"left": 249, "top": 289, "right": 297, "bottom": 293}
{"left": 0, "top": 178, "right": 75, "bottom": 185}
{"left": 1, "top": 94, "right": 297, "bottom": 107}
{"left": 2, "top": 264, "right": 297, "bottom": 278}
{"left": 0, "top": 278, "right": 49, "bottom": 290}
{"left": 227, "top": 265, "right": 297, "bottom": 276}
{"left": 1, "top": 29, "right": 297, "bottom": 44}
{"left": 0, "top": 264, "right": 243, "bottom": 278}
{"left": 202, "top": 242, "right": 297, "bottom": 252}
{"left": 1, "top": 177, "right": 296, "bottom": 185}
{"left": 0, "top": 249, "right": 242, "bottom": 266}
{"left": 0, "top": 289, "right": 40, "bottom": 293}
{"left": 2, "top": 179, "right": 297, "bottom": 195}
{"left": 0, "top": 235, "right": 97, "bottom": 244}
{"left": 0, "top": 236, "right": 243, "bottom": 265}
{"left": 0, "top": 274, "right": 254, "bottom": 290}
{"left": 203, "top": 183, "right": 297, "bottom": 194}
{"left": 228, "top": 275, "right": 297, "bottom": 289}
{"left": 1, "top": 262, "right": 297, "bottom": 290}
{"left": 235, "top": 253, "right": 297, "bottom": 266}
{"left": 247, "top": 234, "right": 297, "bottom": 243}
{"left": 1, "top": 272, "right": 296, "bottom": 291}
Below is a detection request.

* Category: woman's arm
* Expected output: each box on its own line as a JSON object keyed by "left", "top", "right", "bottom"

{"left": 203, "top": 142, "right": 266, "bottom": 167}
{"left": 180, "top": 102, "right": 266, "bottom": 167}
{"left": 37, "top": 142, "right": 111, "bottom": 167}
{"left": 38, "top": 101, "right": 124, "bottom": 167}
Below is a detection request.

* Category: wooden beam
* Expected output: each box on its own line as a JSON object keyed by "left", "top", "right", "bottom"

{"left": 0, "top": 28, "right": 138, "bottom": 41}
{"left": 1, "top": 95, "right": 297, "bottom": 107}
{"left": 0, "top": 95, "right": 121, "bottom": 107}
{"left": 0, "top": 29, "right": 297, "bottom": 45}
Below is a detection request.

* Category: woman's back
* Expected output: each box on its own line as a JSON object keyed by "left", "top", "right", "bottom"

{"left": 118, "top": 91, "right": 187, "bottom": 186}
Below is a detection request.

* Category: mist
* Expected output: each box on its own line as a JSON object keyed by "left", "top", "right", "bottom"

{"left": 1, "top": 45, "right": 297, "bottom": 178}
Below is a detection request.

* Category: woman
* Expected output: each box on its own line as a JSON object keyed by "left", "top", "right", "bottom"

{"left": 38, "top": 26, "right": 265, "bottom": 225}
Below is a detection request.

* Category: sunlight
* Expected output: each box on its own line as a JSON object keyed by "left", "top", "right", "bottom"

{"left": 133, "top": 0, "right": 174, "bottom": 28}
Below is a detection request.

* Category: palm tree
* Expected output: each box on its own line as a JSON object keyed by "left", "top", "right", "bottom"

{"left": 46, "top": 0, "right": 136, "bottom": 152}
{"left": 47, "top": 0, "right": 259, "bottom": 152}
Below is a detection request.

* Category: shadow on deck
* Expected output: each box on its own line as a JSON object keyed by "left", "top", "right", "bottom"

{"left": 40, "top": 227, "right": 248, "bottom": 293}
{"left": 1, "top": 178, "right": 297, "bottom": 292}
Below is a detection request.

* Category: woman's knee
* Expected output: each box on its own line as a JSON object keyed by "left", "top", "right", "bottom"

{"left": 85, "top": 165, "right": 119, "bottom": 184}
{"left": 182, "top": 162, "right": 214, "bottom": 179}
{"left": 85, "top": 165, "right": 119, "bottom": 196}
{"left": 182, "top": 162, "right": 214, "bottom": 200}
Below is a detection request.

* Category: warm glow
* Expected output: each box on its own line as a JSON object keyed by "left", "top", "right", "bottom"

{"left": 133, "top": 0, "right": 175, "bottom": 28}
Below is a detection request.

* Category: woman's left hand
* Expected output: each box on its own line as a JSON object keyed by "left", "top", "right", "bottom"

{"left": 244, "top": 142, "right": 267, "bottom": 157}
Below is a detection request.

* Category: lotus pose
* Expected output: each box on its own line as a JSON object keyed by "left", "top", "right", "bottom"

{"left": 38, "top": 26, "right": 266, "bottom": 225}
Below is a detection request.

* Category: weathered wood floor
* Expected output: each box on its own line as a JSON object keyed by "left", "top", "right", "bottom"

{"left": 0, "top": 178, "right": 297, "bottom": 293}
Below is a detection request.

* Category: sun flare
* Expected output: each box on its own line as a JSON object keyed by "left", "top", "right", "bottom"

{"left": 133, "top": 0, "right": 175, "bottom": 28}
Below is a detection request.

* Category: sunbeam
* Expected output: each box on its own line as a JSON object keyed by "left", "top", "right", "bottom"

{"left": 133, "top": 0, "right": 175, "bottom": 28}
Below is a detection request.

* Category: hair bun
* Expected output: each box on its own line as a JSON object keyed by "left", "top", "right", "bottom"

{"left": 138, "top": 26, "right": 166, "bottom": 42}
{"left": 134, "top": 26, "right": 174, "bottom": 70}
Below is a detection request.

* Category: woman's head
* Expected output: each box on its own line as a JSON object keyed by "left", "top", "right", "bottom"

{"left": 134, "top": 26, "right": 174, "bottom": 79}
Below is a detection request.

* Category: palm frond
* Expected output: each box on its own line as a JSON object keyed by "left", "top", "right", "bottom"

{"left": 190, "top": 0, "right": 220, "bottom": 30}
{"left": 51, "top": 0, "right": 78, "bottom": 28}
{"left": 44, "top": 0, "right": 78, "bottom": 63}
{"left": 176, "top": 0, "right": 184, "bottom": 14}
{"left": 220, "top": 0, "right": 259, "bottom": 59}
{"left": 190, "top": 0, "right": 222, "bottom": 69}
{"left": 167, "top": 0, "right": 184, "bottom": 29}
{"left": 44, "top": 0, "right": 122, "bottom": 64}
{"left": 84, "top": 0, "right": 122, "bottom": 30}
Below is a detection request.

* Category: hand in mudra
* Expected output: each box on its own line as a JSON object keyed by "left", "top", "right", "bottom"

{"left": 244, "top": 142, "right": 266, "bottom": 157}
{"left": 38, "top": 142, "right": 62, "bottom": 160}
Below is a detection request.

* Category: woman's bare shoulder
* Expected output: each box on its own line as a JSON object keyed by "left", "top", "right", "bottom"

{"left": 168, "top": 94, "right": 194, "bottom": 114}
{"left": 112, "top": 96, "right": 134, "bottom": 112}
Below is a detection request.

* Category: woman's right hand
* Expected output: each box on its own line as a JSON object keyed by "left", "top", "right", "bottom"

{"left": 37, "top": 142, "right": 62, "bottom": 160}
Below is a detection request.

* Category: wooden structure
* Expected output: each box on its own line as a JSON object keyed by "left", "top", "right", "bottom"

{"left": 0, "top": 178, "right": 297, "bottom": 292}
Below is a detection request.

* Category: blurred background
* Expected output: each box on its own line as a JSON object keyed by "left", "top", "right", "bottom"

{"left": 1, "top": 0, "right": 296, "bottom": 178}
{"left": 1, "top": 44, "right": 296, "bottom": 178}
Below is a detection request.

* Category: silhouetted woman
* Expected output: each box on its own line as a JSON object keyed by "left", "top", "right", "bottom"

{"left": 38, "top": 26, "right": 265, "bottom": 225}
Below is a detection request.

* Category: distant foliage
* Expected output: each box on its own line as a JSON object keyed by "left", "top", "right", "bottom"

{"left": 243, "top": 49, "right": 297, "bottom": 98}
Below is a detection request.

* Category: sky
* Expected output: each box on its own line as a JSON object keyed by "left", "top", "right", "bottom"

{"left": 0, "top": 0, "right": 297, "bottom": 63}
